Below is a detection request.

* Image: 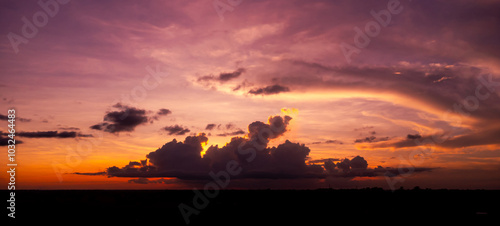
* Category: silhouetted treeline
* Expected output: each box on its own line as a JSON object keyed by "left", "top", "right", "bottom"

{"left": 4, "top": 188, "right": 499, "bottom": 225}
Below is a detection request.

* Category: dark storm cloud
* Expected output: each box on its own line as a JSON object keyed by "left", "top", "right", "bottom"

{"left": 248, "top": 84, "right": 290, "bottom": 95}
{"left": 79, "top": 114, "right": 433, "bottom": 181}
{"left": 86, "top": 115, "right": 320, "bottom": 179}
{"left": 103, "top": 133, "right": 209, "bottom": 179}
{"left": 350, "top": 156, "right": 368, "bottom": 169}
{"left": 246, "top": 115, "right": 292, "bottom": 148}
{"left": 90, "top": 103, "right": 170, "bottom": 133}
{"left": 198, "top": 68, "right": 246, "bottom": 83}
{"left": 188, "top": 136, "right": 324, "bottom": 179}
{"left": 162, "top": 125, "right": 191, "bottom": 135}
{"left": 147, "top": 133, "right": 208, "bottom": 173}
{"left": 90, "top": 104, "right": 149, "bottom": 133}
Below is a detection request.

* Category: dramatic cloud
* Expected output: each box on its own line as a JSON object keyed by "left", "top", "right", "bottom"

{"left": 259, "top": 60, "right": 500, "bottom": 150}
{"left": 350, "top": 156, "right": 368, "bottom": 170}
{"left": 103, "top": 133, "right": 209, "bottom": 178}
{"left": 3, "top": 0, "right": 499, "bottom": 189}
{"left": 246, "top": 115, "right": 292, "bottom": 146}
{"left": 86, "top": 115, "right": 302, "bottom": 179}
{"left": 90, "top": 103, "right": 169, "bottom": 133}
{"left": 162, "top": 125, "right": 191, "bottom": 136}
{"left": 147, "top": 133, "right": 208, "bottom": 173}
{"left": 248, "top": 84, "right": 290, "bottom": 95}
{"left": 79, "top": 114, "right": 431, "bottom": 181}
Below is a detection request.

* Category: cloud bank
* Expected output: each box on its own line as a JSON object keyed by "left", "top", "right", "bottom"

{"left": 80, "top": 114, "right": 433, "bottom": 181}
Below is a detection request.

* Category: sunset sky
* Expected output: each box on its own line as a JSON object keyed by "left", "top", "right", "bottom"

{"left": 1, "top": 0, "right": 500, "bottom": 190}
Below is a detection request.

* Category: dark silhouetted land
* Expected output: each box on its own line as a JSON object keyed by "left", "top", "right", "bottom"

{"left": 4, "top": 188, "right": 500, "bottom": 224}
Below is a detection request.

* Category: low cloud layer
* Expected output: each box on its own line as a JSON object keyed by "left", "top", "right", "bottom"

{"left": 80, "top": 114, "right": 433, "bottom": 181}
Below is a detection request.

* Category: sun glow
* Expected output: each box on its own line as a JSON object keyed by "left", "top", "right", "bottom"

{"left": 281, "top": 107, "right": 299, "bottom": 116}
{"left": 200, "top": 138, "right": 209, "bottom": 157}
